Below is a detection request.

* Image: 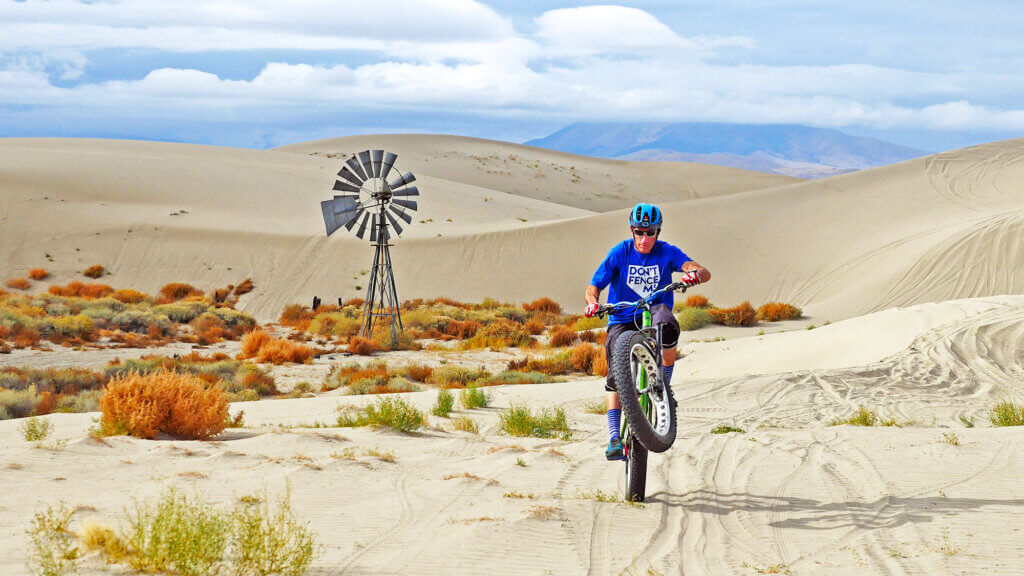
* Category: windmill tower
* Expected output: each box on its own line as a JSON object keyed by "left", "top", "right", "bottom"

{"left": 320, "top": 150, "right": 419, "bottom": 343}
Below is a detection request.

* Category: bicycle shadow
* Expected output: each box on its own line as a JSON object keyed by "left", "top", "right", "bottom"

{"left": 646, "top": 488, "right": 1023, "bottom": 531}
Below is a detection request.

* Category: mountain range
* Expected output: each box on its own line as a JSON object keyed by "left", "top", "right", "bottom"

{"left": 525, "top": 122, "right": 929, "bottom": 178}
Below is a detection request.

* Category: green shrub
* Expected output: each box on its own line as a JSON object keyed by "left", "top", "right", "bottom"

{"left": 676, "top": 306, "right": 712, "bottom": 331}
{"left": 56, "top": 390, "right": 102, "bottom": 413}
{"left": 124, "top": 488, "right": 231, "bottom": 576}
{"left": 473, "top": 371, "right": 554, "bottom": 386}
{"left": 432, "top": 389, "right": 454, "bottom": 417}
{"left": 427, "top": 364, "right": 490, "bottom": 388}
{"left": 990, "top": 401, "right": 1024, "bottom": 427}
{"left": 337, "top": 396, "right": 426, "bottom": 433}
{"left": 499, "top": 405, "right": 571, "bottom": 439}
{"left": 710, "top": 425, "right": 745, "bottom": 434}
{"left": 828, "top": 406, "right": 899, "bottom": 427}
{"left": 0, "top": 385, "right": 40, "bottom": 420}
{"left": 459, "top": 385, "right": 491, "bottom": 409}
{"left": 26, "top": 502, "right": 78, "bottom": 576}
{"left": 20, "top": 417, "right": 54, "bottom": 442}
{"left": 231, "top": 489, "right": 315, "bottom": 576}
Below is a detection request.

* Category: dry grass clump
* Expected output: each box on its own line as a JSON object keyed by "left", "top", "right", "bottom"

{"left": 402, "top": 363, "right": 434, "bottom": 382}
{"left": 547, "top": 325, "right": 578, "bottom": 348}
{"left": 462, "top": 320, "right": 534, "bottom": 349}
{"left": 522, "top": 297, "right": 561, "bottom": 314}
{"left": 109, "top": 288, "right": 147, "bottom": 304}
{"left": 507, "top": 352, "right": 574, "bottom": 376}
{"left": 571, "top": 316, "right": 605, "bottom": 331}
{"left": 445, "top": 319, "right": 482, "bottom": 339}
{"left": 427, "top": 364, "right": 491, "bottom": 389}
{"left": 524, "top": 319, "right": 545, "bottom": 335}
{"left": 685, "top": 294, "right": 711, "bottom": 308}
{"left": 5, "top": 277, "right": 31, "bottom": 290}
{"left": 989, "top": 401, "right": 1024, "bottom": 427}
{"left": 26, "top": 502, "right": 78, "bottom": 576}
{"left": 337, "top": 396, "right": 426, "bottom": 432}
{"left": 676, "top": 306, "right": 713, "bottom": 331}
{"left": 233, "top": 277, "right": 254, "bottom": 296}
{"left": 499, "top": 405, "right": 571, "bottom": 439}
{"left": 159, "top": 282, "right": 203, "bottom": 302}
{"left": 591, "top": 352, "right": 608, "bottom": 377}
{"left": 83, "top": 265, "right": 106, "bottom": 279}
{"left": 28, "top": 268, "right": 49, "bottom": 281}
{"left": 324, "top": 360, "right": 431, "bottom": 394}
{"left": 828, "top": 406, "right": 898, "bottom": 427}
{"left": 757, "top": 302, "right": 803, "bottom": 322}
{"left": 473, "top": 371, "right": 553, "bottom": 387}
{"left": 570, "top": 343, "right": 599, "bottom": 373}
{"left": 240, "top": 329, "right": 313, "bottom": 365}
{"left": 99, "top": 371, "right": 229, "bottom": 440}
{"left": 240, "top": 329, "right": 273, "bottom": 357}
{"left": 708, "top": 301, "right": 758, "bottom": 327}
{"left": 347, "top": 335, "right": 381, "bottom": 355}
{"left": 452, "top": 415, "right": 479, "bottom": 433}
{"left": 104, "top": 355, "right": 277, "bottom": 400}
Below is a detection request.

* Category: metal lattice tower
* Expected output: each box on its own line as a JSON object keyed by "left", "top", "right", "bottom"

{"left": 319, "top": 150, "right": 419, "bottom": 342}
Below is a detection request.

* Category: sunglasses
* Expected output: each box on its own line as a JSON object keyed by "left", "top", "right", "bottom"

{"left": 632, "top": 228, "right": 659, "bottom": 237}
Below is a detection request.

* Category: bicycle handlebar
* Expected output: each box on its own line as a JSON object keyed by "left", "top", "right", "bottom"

{"left": 595, "top": 281, "right": 689, "bottom": 318}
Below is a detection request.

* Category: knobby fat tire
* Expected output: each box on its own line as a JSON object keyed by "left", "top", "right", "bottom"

{"left": 625, "top": 437, "right": 648, "bottom": 502}
{"left": 611, "top": 330, "right": 677, "bottom": 453}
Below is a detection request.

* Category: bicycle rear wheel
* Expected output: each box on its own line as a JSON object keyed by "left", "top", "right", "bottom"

{"left": 611, "top": 330, "right": 677, "bottom": 453}
{"left": 624, "top": 436, "right": 648, "bottom": 502}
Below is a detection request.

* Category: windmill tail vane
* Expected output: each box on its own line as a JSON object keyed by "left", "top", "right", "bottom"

{"left": 320, "top": 149, "right": 420, "bottom": 343}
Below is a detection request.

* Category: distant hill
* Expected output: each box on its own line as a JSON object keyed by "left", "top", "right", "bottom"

{"left": 525, "top": 122, "right": 929, "bottom": 178}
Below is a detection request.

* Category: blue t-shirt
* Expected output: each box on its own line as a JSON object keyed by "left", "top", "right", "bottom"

{"left": 591, "top": 240, "right": 692, "bottom": 325}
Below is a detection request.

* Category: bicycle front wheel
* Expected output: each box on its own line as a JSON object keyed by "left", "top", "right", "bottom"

{"left": 624, "top": 436, "right": 648, "bottom": 502}
{"left": 611, "top": 330, "right": 677, "bottom": 453}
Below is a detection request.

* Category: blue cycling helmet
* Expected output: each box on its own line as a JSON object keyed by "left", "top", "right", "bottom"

{"left": 629, "top": 203, "right": 662, "bottom": 229}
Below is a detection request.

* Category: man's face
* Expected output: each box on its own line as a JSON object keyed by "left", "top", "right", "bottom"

{"left": 631, "top": 227, "right": 659, "bottom": 254}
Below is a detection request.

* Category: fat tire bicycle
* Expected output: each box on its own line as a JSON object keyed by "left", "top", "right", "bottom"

{"left": 596, "top": 281, "right": 688, "bottom": 502}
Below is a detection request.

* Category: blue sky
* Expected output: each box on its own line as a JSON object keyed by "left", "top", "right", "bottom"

{"left": 2, "top": 1, "right": 1022, "bottom": 151}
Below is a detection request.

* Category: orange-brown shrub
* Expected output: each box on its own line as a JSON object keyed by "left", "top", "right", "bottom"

{"left": 48, "top": 281, "right": 85, "bottom": 297}
{"left": 256, "top": 339, "right": 314, "bottom": 365}
{"left": 445, "top": 320, "right": 482, "bottom": 339}
{"left": 35, "top": 391, "right": 57, "bottom": 416}
{"left": 99, "top": 371, "right": 228, "bottom": 440}
{"left": 578, "top": 330, "right": 599, "bottom": 343}
{"left": 192, "top": 314, "right": 226, "bottom": 345}
{"left": 79, "top": 283, "right": 114, "bottom": 299}
{"left": 13, "top": 328, "right": 41, "bottom": 348}
{"left": 506, "top": 354, "right": 573, "bottom": 375}
{"left": 212, "top": 287, "right": 233, "bottom": 303}
{"left": 591, "top": 351, "right": 608, "bottom": 377}
{"left": 28, "top": 268, "right": 49, "bottom": 280}
{"left": 240, "top": 329, "right": 273, "bottom": 358}
{"left": 570, "top": 344, "right": 598, "bottom": 373}
{"left": 427, "top": 297, "right": 471, "bottom": 309}
{"left": 523, "top": 297, "right": 562, "bottom": 314}
{"left": 112, "top": 289, "right": 148, "bottom": 304}
{"left": 708, "top": 301, "right": 759, "bottom": 327}
{"left": 5, "top": 278, "right": 30, "bottom": 290}
{"left": 233, "top": 277, "right": 254, "bottom": 296}
{"left": 757, "top": 302, "right": 803, "bottom": 322}
{"left": 685, "top": 294, "right": 710, "bottom": 308}
{"left": 83, "top": 265, "right": 105, "bottom": 279}
{"left": 347, "top": 336, "right": 382, "bottom": 356}
{"left": 548, "top": 326, "right": 577, "bottom": 348}
{"left": 240, "top": 371, "right": 278, "bottom": 396}
{"left": 343, "top": 298, "right": 366, "bottom": 307}
{"left": 524, "top": 319, "right": 545, "bottom": 335}
{"left": 403, "top": 364, "right": 434, "bottom": 382}
{"left": 159, "top": 282, "right": 202, "bottom": 302}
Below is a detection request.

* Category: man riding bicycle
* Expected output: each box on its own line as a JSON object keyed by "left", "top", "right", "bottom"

{"left": 584, "top": 203, "right": 710, "bottom": 460}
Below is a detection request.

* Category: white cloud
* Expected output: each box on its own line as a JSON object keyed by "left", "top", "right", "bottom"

{"left": 534, "top": 5, "right": 694, "bottom": 57}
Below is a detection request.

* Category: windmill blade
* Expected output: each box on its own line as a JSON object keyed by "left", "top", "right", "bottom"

{"left": 337, "top": 166, "right": 364, "bottom": 187}
{"left": 369, "top": 213, "right": 379, "bottom": 243}
{"left": 380, "top": 152, "right": 397, "bottom": 180}
{"left": 391, "top": 186, "right": 419, "bottom": 197}
{"left": 371, "top": 150, "right": 384, "bottom": 177}
{"left": 389, "top": 172, "right": 416, "bottom": 190}
{"left": 384, "top": 209, "right": 404, "bottom": 236}
{"left": 321, "top": 196, "right": 359, "bottom": 236}
{"left": 321, "top": 200, "right": 342, "bottom": 236}
{"left": 354, "top": 211, "right": 371, "bottom": 239}
{"left": 358, "top": 151, "right": 373, "bottom": 180}
{"left": 392, "top": 198, "right": 418, "bottom": 211}
{"left": 332, "top": 179, "right": 361, "bottom": 194}
{"left": 389, "top": 204, "right": 412, "bottom": 224}
{"left": 344, "top": 207, "right": 366, "bottom": 231}
{"left": 346, "top": 156, "right": 368, "bottom": 181}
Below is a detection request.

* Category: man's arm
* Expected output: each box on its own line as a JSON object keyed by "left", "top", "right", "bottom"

{"left": 585, "top": 284, "right": 601, "bottom": 306}
{"left": 682, "top": 261, "right": 711, "bottom": 283}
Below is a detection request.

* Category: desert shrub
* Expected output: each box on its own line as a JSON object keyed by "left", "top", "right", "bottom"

{"left": 572, "top": 316, "right": 605, "bottom": 331}
{"left": 79, "top": 522, "right": 129, "bottom": 562}
{"left": 26, "top": 502, "right": 78, "bottom": 576}
{"left": 323, "top": 361, "right": 389, "bottom": 391}
{"left": 677, "top": 306, "right": 713, "bottom": 331}
{"left": 99, "top": 371, "right": 229, "bottom": 440}
{"left": 338, "top": 396, "right": 426, "bottom": 432}
{"left": 828, "top": 406, "right": 898, "bottom": 427}
{"left": 6, "top": 278, "right": 30, "bottom": 290}
{"left": 499, "top": 405, "right": 571, "bottom": 439}
{"left": 591, "top": 352, "right": 608, "bottom": 377}
{"left": 256, "top": 340, "right": 313, "bottom": 365}
{"left": 570, "top": 344, "right": 599, "bottom": 373}
{"left": 28, "top": 269, "right": 49, "bottom": 281}
{"left": 990, "top": 401, "right": 1024, "bottom": 427}
{"left": 109, "top": 289, "right": 148, "bottom": 304}
{"left": 152, "top": 300, "right": 210, "bottom": 323}
{"left": 347, "top": 336, "right": 381, "bottom": 356}
{"left": 308, "top": 312, "right": 361, "bottom": 337}
{"left": 230, "top": 488, "right": 315, "bottom": 576}
{"left": 452, "top": 416, "right": 479, "bottom": 433}
{"left": 159, "top": 283, "right": 202, "bottom": 302}
{"left": 233, "top": 278, "right": 254, "bottom": 296}
{"left": 79, "top": 283, "right": 114, "bottom": 299}
{"left": 523, "top": 297, "right": 562, "bottom": 315}
{"left": 708, "top": 301, "right": 758, "bottom": 327}
{"left": 124, "top": 488, "right": 231, "bottom": 576}
{"left": 83, "top": 265, "right": 105, "bottom": 279}
{"left": 47, "top": 282, "right": 83, "bottom": 297}
{"left": 685, "top": 294, "right": 710, "bottom": 308}
{"left": 427, "top": 364, "right": 490, "bottom": 388}
{"left": 432, "top": 388, "right": 454, "bottom": 417}
{"left": 583, "top": 399, "right": 608, "bottom": 414}
{"left": 462, "top": 320, "right": 533, "bottom": 350}
{"left": 459, "top": 385, "right": 491, "bottom": 409}
{"left": 474, "top": 371, "right": 553, "bottom": 386}
{"left": 19, "top": 416, "right": 54, "bottom": 442}
{"left": 507, "top": 351, "right": 574, "bottom": 376}
{"left": 0, "top": 386, "right": 40, "bottom": 419}
{"left": 445, "top": 319, "right": 482, "bottom": 339}
{"left": 757, "top": 302, "right": 802, "bottom": 322}
{"left": 524, "top": 319, "right": 545, "bottom": 335}
{"left": 711, "top": 425, "right": 745, "bottom": 434}
{"left": 347, "top": 375, "right": 419, "bottom": 395}
{"left": 236, "top": 367, "right": 278, "bottom": 397}
{"left": 56, "top": 389, "right": 102, "bottom": 413}
{"left": 241, "top": 329, "right": 273, "bottom": 358}
{"left": 191, "top": 312, "right": 226, "bottom": 344}
{"left": 400, "top": 363, "right": 433, "bottom": 382}
{"left": 547, "top": 326, "right": 577, "bottom": 348}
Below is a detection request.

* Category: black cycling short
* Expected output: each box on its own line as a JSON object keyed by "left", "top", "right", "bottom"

{"left": 603, "top": 303, "right": 679, "bottom": 392}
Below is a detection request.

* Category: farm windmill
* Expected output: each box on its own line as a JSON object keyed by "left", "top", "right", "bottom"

{"left": 320, "top": 150, "right": 419, "bottom": 342}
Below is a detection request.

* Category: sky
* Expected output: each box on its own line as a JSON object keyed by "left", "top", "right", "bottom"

{"left": 2, "top": 0, "right": 1023, "bottom": 152}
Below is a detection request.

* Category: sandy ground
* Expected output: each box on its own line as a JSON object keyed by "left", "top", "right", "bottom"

{"left": 2, "top": 296, "right": 1024, "bottom": 575}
